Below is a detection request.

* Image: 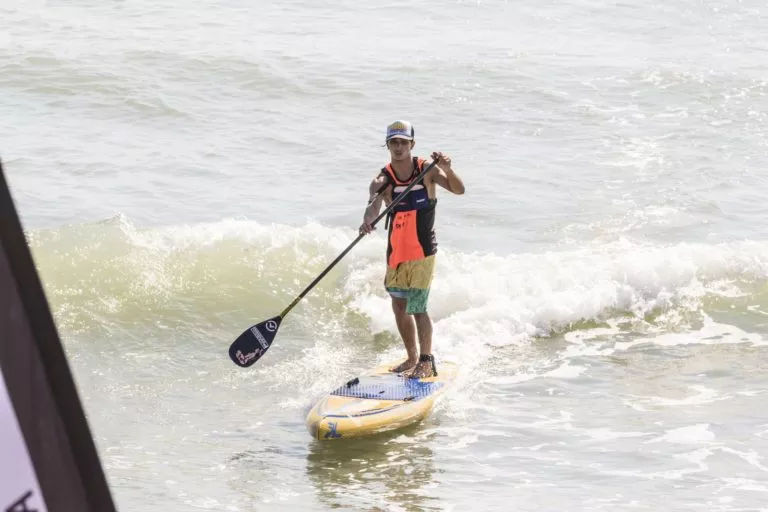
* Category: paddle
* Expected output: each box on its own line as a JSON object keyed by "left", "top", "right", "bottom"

{"left": 228, "top": 158, "right": 440, "bottom": 368}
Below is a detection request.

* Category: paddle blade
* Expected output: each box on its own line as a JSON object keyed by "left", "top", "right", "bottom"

{"left": 228, "top": 315, "right": 282, "bottom": 368}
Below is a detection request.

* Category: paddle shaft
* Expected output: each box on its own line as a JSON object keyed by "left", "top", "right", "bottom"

{"left": 279, "top": 159, "right": 439, "bottom": 318}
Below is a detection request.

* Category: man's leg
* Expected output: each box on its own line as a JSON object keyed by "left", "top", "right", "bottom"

{"left": 414, "top": 312, "right": 433, "bottom": 356}
{"left": 406, "top": 311, "right": 435, "bottom": 378}
{"left": 403, "top": 285, "right": 435, "bottom": 379}
{"left": 390, "top": 296, "right": 419, "bottom": 373}
{"left": 403, "top": 256, "right": 437, "bottom": 378}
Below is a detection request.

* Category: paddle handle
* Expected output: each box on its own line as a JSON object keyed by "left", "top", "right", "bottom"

{"left": 279, "top": 159, "right": 439, "bottom": 318}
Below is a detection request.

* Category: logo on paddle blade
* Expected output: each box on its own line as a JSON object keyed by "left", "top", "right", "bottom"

{"left": 235, "top": 348, "right": 262, "bottom": 365}
{"left": 265, "top": 320, "right": 278, "bottom": 332}
{"left": 250, "top": 326, "right": 270, "bottom": 349}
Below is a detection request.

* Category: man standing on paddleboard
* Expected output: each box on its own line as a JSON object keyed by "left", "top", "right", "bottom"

{"left": 358, "top": 121, "right": 466, "bottom": 379}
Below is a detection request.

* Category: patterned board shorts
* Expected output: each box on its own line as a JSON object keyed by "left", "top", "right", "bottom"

{"left": 384, "top": 255, "right": 436, "bottom": 315}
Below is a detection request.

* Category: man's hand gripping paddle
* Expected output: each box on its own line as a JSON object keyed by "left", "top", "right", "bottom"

{"left": 228, "top": 158, "right": 439, "bottom": 368}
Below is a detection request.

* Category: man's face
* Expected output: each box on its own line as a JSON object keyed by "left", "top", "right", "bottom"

{"left": 387, "top": 138, "right": 414, "bottom": 160}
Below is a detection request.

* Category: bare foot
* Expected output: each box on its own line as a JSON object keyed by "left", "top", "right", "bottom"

{"left": 390, "top": 359, "right": 417, "bottom": 374}
{"left": 405, "top": 360, "right": 434, "bottom": 379}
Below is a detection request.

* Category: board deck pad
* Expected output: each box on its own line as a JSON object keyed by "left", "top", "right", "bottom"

{"left": 331, "top": 375, "right": 444, "bottom": 401}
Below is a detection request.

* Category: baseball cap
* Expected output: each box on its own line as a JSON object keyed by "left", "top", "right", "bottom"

{"left": 385, "top": 120, "right": 414, "bottom": 142}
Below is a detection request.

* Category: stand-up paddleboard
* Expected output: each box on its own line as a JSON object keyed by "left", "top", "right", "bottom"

{"left": 306, "top": 359, "right": 458, "bottom": 440}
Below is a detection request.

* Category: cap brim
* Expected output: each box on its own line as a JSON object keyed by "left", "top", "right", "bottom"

{"left": 386, "top": 135, "right": 413, "bottom": 141}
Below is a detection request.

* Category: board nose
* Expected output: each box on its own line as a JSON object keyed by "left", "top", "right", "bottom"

{"left": 307, "top": 419, "right": 320, "bottom": 440}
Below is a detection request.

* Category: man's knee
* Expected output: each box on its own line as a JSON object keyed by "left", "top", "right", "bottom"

{"left": 391, "top": 297, "right": 408, "bottom": 315}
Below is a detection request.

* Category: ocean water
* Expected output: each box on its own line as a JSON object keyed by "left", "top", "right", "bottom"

{"left": 3, "top": 0, "right": 768, "bottom": 510}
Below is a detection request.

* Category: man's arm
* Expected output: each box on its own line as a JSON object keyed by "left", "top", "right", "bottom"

{"left": 359, "top": 174, "right": 390, "bottom": 234}
{"left": 429, "top": 152, "right": 465, "bottom": 195}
